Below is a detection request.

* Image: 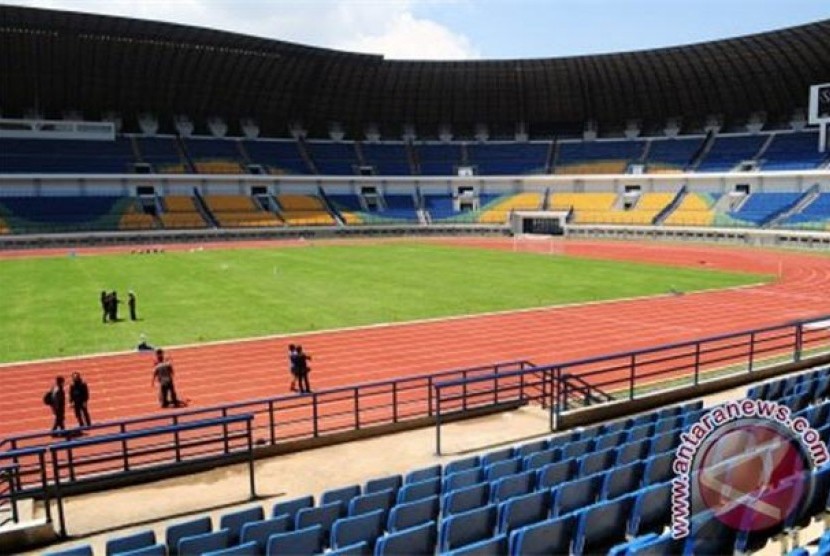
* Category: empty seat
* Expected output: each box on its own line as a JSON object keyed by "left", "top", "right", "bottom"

{"left": 617, "top": 438, "right": 650, "bottom": 465}
{"left": 577, "top": 448, "right": 614, "bottom": 477}
{"left": 507, "top": 514, "right": 574, "bottom": 556}
{"left": 374, "top": 521, "right": 436, "bottom": 556}
{"left": 576, "top": 426, "right": 602, "bottom": 441}
{"left": 387, "top": 495, "right": 440, "bottom": 532}
{"left": 44, "top": 546, "right": 94, "bottom": 556}
{"left": 327, "top": 541, "right": 368, "bottom": 556}
{"left": 601, "top": 420, "right": 630, "bottom": 435}
{"left": 445, "top": 457, "right": 480, "bottom": 475}
{"left": 396, "top": 477, "right": 441, "bottom": 504}
{"left": 595, "top": 430, "right": 628, "bottom": 451}
{"left": 573, "top": 498, "right": 630, "bottom": 554}
{"left": 177, "top": 529, "right": 230, "bottom": 556}
{"left": 331, "top": 509, "right": 385, "bottom": 549}
{"left": 322, "top": 485, "right": 361, "bottom": 516}
{"left": 643, "top": 452, "right": 675, "bottom": 485}
{"left": 404, "top": 465, "right": 441, "bottom": 484}
{"left": 348, "top": 488, "right": 396, "bottom": 522}
{"left": 272, "top": 495, "right": 314, "bottom": 521}
{"left": 365, "top": 474, "right": 402, "bottom": 494}
{"left": 219, "top": 506, "right": 264, "bottom": 545}
{"left": 514, "top": 440, "right": 548, "bottom": 458}
{"left": 562, "top": 438, "right": 594, "bottom": 460}
{"left": 491, "top": 470, "right": 535, "bottom": 504}
{"left": 602, "top": 461, "right": 643, "bottom": 500}
{"left": 649, "top": 430, "right": 680, "bottom": 455}
{"left": 535, "top": 460, "right": 574, "bottom": 490}
{"left": 438, "top": 504, "right": 497, "bottom": 552}
{"left": 497, "top": 489, "right": 549, "bottom": 535}
{"left": 240, "top": 515, "right": 293, "bottom": 553}
{"left": 106, "top": 530, "right": 156, "bottom": 556}
{"left": 166, "top": 516, "right": 212, "bottom": 556}
{"left": 443, "top": 533, "right": 507, "bottom": 556}
{"left": 654, "top": 415, "right": 682, "bottom": 434}
{"left": 295, "top": 502, "right": 342, "bottom": 547}
{"left": 522, "top": 447, "right": 560, "bottom": 472}
{"left": 443, "top": 468, "right": 484, "bottom": 493}
{"left": 113, "top": 545, "right": 165, "bottom": 556}
{"left": 442, "top": 482, "right": 490, "bottom": 516}
{"left": 485, "top": 458, "right": 522, "bottom": 482}
{"left": 203, "top": 542, "right": 259, "bottom": 556}
{"left": 628, "top": 424, "right": 655, "bottom": 442}
{"left": 551, "top": 475, "right": 598, "bottom": 516}
{"left": 265, "top": 525, "right": 323, "bottom": 556}
{"left": 481, "top": 448, "right": 515, "bottom": 467}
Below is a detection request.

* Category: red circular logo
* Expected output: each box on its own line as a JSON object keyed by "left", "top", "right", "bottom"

{"left": 694, "top": 421, "right": 807, "bottom": 532}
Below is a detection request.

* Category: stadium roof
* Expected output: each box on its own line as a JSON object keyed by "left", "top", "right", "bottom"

{"left": 2, "top": 5, "right": 830, "bottom": 138}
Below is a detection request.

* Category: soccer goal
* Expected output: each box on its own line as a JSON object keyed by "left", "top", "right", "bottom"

{"left": 510, "top": 210, "right": 568, "bottom": 255}
{"left": 511, "top": 233, "right": 564, "bottom": 255}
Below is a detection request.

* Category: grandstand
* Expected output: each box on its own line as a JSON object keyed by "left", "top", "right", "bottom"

{"left": 662, "top": 192, "right": 719, "bottom": 227}
{"left": 477, "top": 193, "right": 543, "bottom": 224}
{"left": 276, "top": 194, "right": 337, "bottom": 226}
{"left": 203, "top": 195, "right": 282, "bottom": 228}
{"left": 159, "top": 196, "right": 209, "bottom": 229}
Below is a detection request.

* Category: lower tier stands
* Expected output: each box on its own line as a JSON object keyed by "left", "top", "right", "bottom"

{"left": 159, "top": 196, "right": 209, "bottom": 229}
{"left": 662, "top": 192, "right": 719, "bottom": 226}
{"left": 549, "top": 192, "right": 618, "bottom": 224}
{"left": 477, "top": 193, "right": 543, "bottom": 224}
{"left": 718, "top": 192, "right": 802, "bottom": 226}
{"left": 276, "top": 195, "right": 336, "bottom": 226}
{"left": 327, "top": 194, "right": 419, "bottom": 224}
{"left": 203, "top": 195, "right": 282, "bottom": 228}
{"left": 786, "top": 193, "right": 830, "bottom": 230}
{"left": 0, "top": 196, "right": 150, "bottom": 234}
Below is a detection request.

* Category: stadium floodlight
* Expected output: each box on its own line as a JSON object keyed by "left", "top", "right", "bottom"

{"left": 808, "top": 83, "right": 830, "bottom": 152}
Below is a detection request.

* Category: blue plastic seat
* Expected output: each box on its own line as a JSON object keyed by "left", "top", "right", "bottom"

{"left": 177, "top": 529, "right": 230, "bottom": 556}
{"left": 443, "top": 468, "right": 484, "bottom": 493}
{"left": 443, "top": 533, "right": 507, "bottom": 556}
{"left": 507, "top": 514, "right": 573, "bottom": 556}
{"left": 628, "top": 424, "right": 655, "bottom": 443}
{"left": 271, "top": 495, "right": 314, "bottom": 521}
{"left": 601, "top": 420, "right": 630, "bottom": 435}
{"left": 106, "top": 530, "right": 156, "bottom": 556}
{"left": 349, "top": 488, "right": 396, "bottom": 523}
{"left": 617, "top": 438, "right": 650, "bottom": 465}
{"left": 218, "top": 505, "right": 264, "bottom": 545}
{"left": 438, "top": 504, "right": 497, "bottom": 552}
{"left": 331, "top": 509, "right": 385, "bottom": 549}
{"left": 485, "top": 458, "right": 522, "bottom": 482}
{"left": 631, "top": 413, "right": 657, "bottom": 427}
{"left": 44, "top": 546, "right": 94, "bottom": 556}
{"left": 203, "top": 541, "right": 259, "bottom": 556}
{"left": 497, "top": 489, "right": 549, "bottom": 535}
{"left": 166, "top": 516, "right": 212, "bottom": 556}
{"left": 535, "top": 459, "right": 573, "bottom": 490}
{"left": 374, "top": 521, "right": 436, "bottom": 556}
{"left": 387, "top": 495, "right": 440, "bottom": 532}
{"left": 481, "top": 447, "right": 515, "bottom": 467}
{"left": 654, "top": 415, "right": 682, "bottom": 434}
{"left": 681, "top": 511, "right": 737, "bottom": 555}
{"left": 521, "top": 447, "right": 560, "bottom": 472}
{"left": 365, "top": 474, "right": 402, "bottom": 494}
{"left": 240, "top": 515, "right": 292, "bottom": 553}
{"left": 295, "top": 501, "right": 342, "bottom": 547}
{"left": 562, "top": 438, "right": 594, "bottom": 460}
{"left": 265, "top": 525, "right": 323, "bottom": 556}
{"left": 442, "top": 482, "right": 490, "bottom": 516}
{"left": 595, "top": 430, "right": 628, "bottom": 451}
{"left": 573, "top": 498, "right": 630, "bottom": 554}
{"left": 643, "top": 452, "right": 675, "bottom": 485}
{"left": 396, "top": 477, "right": 441, "bottom": 504}
{"left": 649, "top": 430, "right": 680, "bottom": 455}
{"left": 514, "top": 440, "right": 548, "bottom": 458}
{"left": 444, "top": 456, "right": 480, "bottom": 476}
{"left": 491, "top": 470, "right": 535, "bottom": 504}
{"left": 577, "top": 448, "right": 614, "bottom": 477}
{"left": 607, "top": 533, "right": 658, "bottom": 556}
{"left": 328, "top": 541, "right": 369, "bottom": 556}
{"left": 322, "top": 485, "right": 361, "bottom": 516}
{"left": 577, "top": 425, "right": 602, "bottom": 441}
{"left": 113, "top": 545, "right": 165, "bottom": 556}
{"left": 628, "top": 482, "right": 672, "bottom": 537}
{"left": 551, "top": 475, "right": 598, "bottom": 516}
{"left": 602, "top": 461, "right": 643, "bottom": 500}
{"left": 404, "top": 465, "right": 441, "bottom": 484}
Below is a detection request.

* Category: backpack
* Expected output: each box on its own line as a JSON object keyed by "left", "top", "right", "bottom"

{"left": 42, "top": 390, "right": 53, "bottom": 406}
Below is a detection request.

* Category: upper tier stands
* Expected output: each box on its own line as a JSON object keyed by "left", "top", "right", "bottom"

{"left": 136, "top": 137, "right": 189, "bottom": 173}
{"left": 645, "top": 137, "right": 704, "bottom": 173}
{"left": 662, "top": 192, "right": 719, "bottom": 227}
{"left": 203, "top": 195, "right": 282, "bottom": 228}
{"left": 477, "top": 193, "right": 543, "bottom": 224}
{"left": 555, "top": 140, "right": 645, "bottom": 175}
{"left": 307, "top": 141, "right": 359, "bottom": 175}
{"left": 696, "top": 134, "right": 766, "bottom": 172}
{"left": 0, "top": 138, "right": 135, "bottom": 173}
{"left": 761, "top": 131, "right": 828, "bottom": 171}
{"left": 360, "top": 143, "right": 411, "bottom": 176}
{"left": 416, "top": 143, "right": 462, "bottom": 176}
{"left": 242, "top": 140, "right": 311, "bottom": 175}
{"left": 0, "top": 196, "right": 143, "bottom": 233}
{"left": 159, "top": 196, "right": 209, "bottom": 229}
{"left": 185, "top": 138, "right": 245, "bottom": 174}
{"left": 466, "top": 142, "right": 549, "bottom": 175}
{"left": 720, "top": 192, "right": 803, "bottom": 226}
{"left": 276, "top": 194, "right": 336, "bottom": 226}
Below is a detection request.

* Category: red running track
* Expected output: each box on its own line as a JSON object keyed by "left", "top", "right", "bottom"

{"left": 2, "top": 237, "right": 830, "bottom": 438}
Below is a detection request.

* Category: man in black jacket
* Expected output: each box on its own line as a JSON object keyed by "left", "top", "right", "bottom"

{"left": 296, "top": 345, "right": 312, "bottom": 394}
{"left": 47, "top": 376, "right": 66, "bottom": 436}
{"left": 69, "top": 372, "right": 91, "bottom": 427}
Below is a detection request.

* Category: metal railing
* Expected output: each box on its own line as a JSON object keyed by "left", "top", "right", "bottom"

{"left": 0, "top": 463, "right": 20, "bottom": 527}
{"left": 0, "top": 447, "right": 51, "bottom": 529}
{"left": 433, "top": 314, "right": 830, "bottom": 453}
{"left": 1, "top": 360, "right": 532, "bottom": 489}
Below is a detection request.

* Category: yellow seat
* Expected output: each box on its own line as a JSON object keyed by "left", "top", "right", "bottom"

{"left": 204, "top": 195, "right": 283, "bottom": 228}
{"left": 194, "top": 160, "right": 244, "bottom": 174}
{"left": 663, "top": 193, "right": 717, "bottom": 227}
{"left": 554, "top": 161, "right": 629, "bottom": 175}
{"left": 276, "top": 195, "right": 336, "bottom": 226}
{"left": 161, "top": 196, "right": 208, "bottom": 228}
{"left": 477, "top": 192, "right": 543, "bottom": 224}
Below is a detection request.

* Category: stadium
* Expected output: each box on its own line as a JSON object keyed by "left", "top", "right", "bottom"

{"left": 1, "top": 3, "right": 830, "bottom": 555}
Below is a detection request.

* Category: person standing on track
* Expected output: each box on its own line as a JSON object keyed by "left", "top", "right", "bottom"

{"left": 45, "top": 376, "right": 66, "bottom": 436}
{"left": 288, "top": 344, "right": 299, "bottom": 392}
{"left": 152, "top": 348, "right": 179, "bottom": 408}
{"left": 296, "top": 345, "right": 312, "bottom": 394}
{"left": 69, "top": 372, "right": 91, "bottom": 427}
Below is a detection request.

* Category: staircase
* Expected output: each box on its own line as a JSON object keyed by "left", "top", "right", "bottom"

{"left": 192, "top": 188, "right": 219, "bottom": 228}
{"left": 318, "top": 186, "right": 345, "bottom": 226}
{"left": 753, "top": 133, "right": 776, "bottom": 164}
{"left": 547, "top": 138, "right": 560, "bottom": 174}
{"left": 236, "top": 139, "right": 253, "bottom": 170}
{"left": 639, "top": 139, "right": 653, "bottom": 165}
{"left": 687, "top": 131, "right": 716, "bottom": 172}
{"left": 406, "top": 140, "right": 420, "bottom": 175}
{"left": 768, "top": 184, "right": 821, "bottom": 228}
{"left": 296, "top": 138, "right": 318, "bottom": 174}
{"left": 558, "top": 374, "right": 614, "bottom": 410}
{"left": 654, "top": 186, "right": 687, "bottom": 225}
{"left": 174, "top": 135, "right": 196, "bottom": 173}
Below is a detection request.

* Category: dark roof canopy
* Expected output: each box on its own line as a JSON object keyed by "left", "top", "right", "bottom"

{"left": 2, "top": 5, "right": 829, "bottom": 138}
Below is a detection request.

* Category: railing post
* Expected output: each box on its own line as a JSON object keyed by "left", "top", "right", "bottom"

{"left": 268, "top": 400, "right": 276, "bottom": 445}
{"left": 795, "top": 323, "right": 804, "bottom": 362}
{"left": 173, "top": 416, "right": 181, "bottom": 462}
{"left": 312, "top": 394, "right": 319, "bottom": 438}
{"left": 49, "top": 448, "right": 67, "bottom": 538}
{"left": 392, "top": 383, "right": 398, "bottom": 423}
{"left": 246, "top": 419, "right": 257, "bottom": 500}
{"left": 222, "top": 408, "right": 230, "bottom": 454}
{"left": 354, "top": 388, "right": 360, "bottom": 430}
{"left": 519, "top": 373, "right": 524, "bottom": 402}
{"left": 67, "top": 447, "right": 76, "bottom": 483}
{"left": 748, "top": 333, "right": 756, "bottom": 373}
{"left": 435, "top": 384, "right": 442, "bottom": 456}
{"left": 462, "top": 371, "right": 468, "bottom": 411}
{"left": 693, "top": 343, "right": 701, "bottom": 386}
{"left": 8, "top": 467, "right": 18, "bottom": 524}
{"left": 38, "top": 451, "right": 52, "bottom": 524}
{"left": 629, "top": 355, "right": 636, "bottom": 400}
{"left": 427, "top": 377, "right": 433, "bottom": 417}
{"left": 120, "top": 422, "right": 129, "bottom": 472}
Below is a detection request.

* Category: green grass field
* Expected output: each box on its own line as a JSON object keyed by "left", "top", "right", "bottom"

{"left": 0, "top": 243, "right": 768, "bottom": 363}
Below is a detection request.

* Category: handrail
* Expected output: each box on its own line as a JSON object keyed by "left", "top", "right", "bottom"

{"left": 0, "top": 463, "right": 20, "bottom": 526}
